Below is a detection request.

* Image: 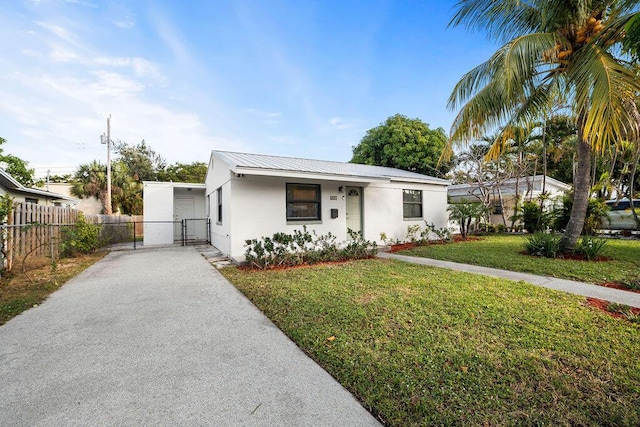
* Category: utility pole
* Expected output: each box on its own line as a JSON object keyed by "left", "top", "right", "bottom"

{"left": 101, "top": 115, "right": 112, "bottom": 215}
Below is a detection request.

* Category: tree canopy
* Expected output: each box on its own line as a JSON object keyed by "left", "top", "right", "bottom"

{"left": 447, "top": 0, "right": 640, "bottom": 253}
{"left": 0, "top": 137, "right": 36, "bottom": 187}
{"left": 71, "top": 141, "right": 206, "bottom": 215}
{"left": 351, "top": 114, "right": 452, "bottom": 177}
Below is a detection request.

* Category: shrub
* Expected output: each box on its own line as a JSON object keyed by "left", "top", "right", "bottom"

{"left": 575, "top": 236, "right": 607, "bottom": 260}
{"left": 422, "top": 222, "right": 452, "bottom": 242}
{"left": 61, "top": 213, "right": 101, "bottom": 256}
{"left": 495, "top": 224, "right": 507, "bottom": 233}
{"left": 524, "top": 232, "right": 561, "bottom": 258}
{"left": 622, "top": 279, "right": 640, "bottom": 291}
{"left": 522, "top": 201, "right": 549, "bottom": 233}
{"left": 244, "top": 227, "right": 377, "bottom": 269}
{"left": 552, "top": 194, "right": 607, "bottom": 235}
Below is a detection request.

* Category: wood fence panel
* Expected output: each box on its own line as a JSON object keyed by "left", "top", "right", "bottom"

{"left": 2, "top": 203, "right": 109, "bottom": 272}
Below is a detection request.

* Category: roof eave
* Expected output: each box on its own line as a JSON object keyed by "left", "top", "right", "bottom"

{"left": 234, "top": 167, "right": 389, "bottom": 183}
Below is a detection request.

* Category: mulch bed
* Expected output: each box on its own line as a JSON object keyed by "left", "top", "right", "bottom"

{"left": 600, "top": 282, "right": 640, "bottom": 294}
{"left": 585, "top": 297, "right": 640, "bottom": 320}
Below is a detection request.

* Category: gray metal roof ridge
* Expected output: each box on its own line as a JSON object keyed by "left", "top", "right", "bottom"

{"left": 212, "top": 150, "right": 449, "bottom": 185}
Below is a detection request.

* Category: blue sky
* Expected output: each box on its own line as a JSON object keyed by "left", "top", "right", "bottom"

{"left": 0, "top": 0, "right": 499, "bottom": 178}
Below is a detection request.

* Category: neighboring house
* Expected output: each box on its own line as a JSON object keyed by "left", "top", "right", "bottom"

{"left": 45, "top": 183, "right": 103, "bottom": 214}
{"left": 203, "top": 150, "right": 450, "bottom": 262}
{"left": 448, "top": 175, "right": 571, "bottom": 226}
{"left": 0, "top": 169, "right": 76, "bottom": 207}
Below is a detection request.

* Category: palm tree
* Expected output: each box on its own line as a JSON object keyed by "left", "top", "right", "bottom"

{"left": 446, "top": 0, "right": 640, "bottom": 253}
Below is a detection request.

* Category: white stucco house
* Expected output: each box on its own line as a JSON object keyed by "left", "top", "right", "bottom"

{"left": 204, "top": 150, "right": 450, "bottom": 262}
{"left": 143, "top": 150, "right": 450, "bottom": 261}
{"left": 448, "top": 175, "right": 571, "bottom": 226}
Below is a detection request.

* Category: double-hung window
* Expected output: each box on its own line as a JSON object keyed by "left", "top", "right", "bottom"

{"left": 216, "top": 187, "right": 222, "bottom": 224}
{"left": 403, "top": 189, "right": 423, "bottom": 219}
{"left": 286, "top": 183, "right": 321, "bottom": 221}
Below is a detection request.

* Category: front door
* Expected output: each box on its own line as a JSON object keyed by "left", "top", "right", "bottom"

{"left": 174, "top": 197, "right": 195, "bottom": 242}
{"left": 345, "top": 186, "right": 362, "bottom": 237}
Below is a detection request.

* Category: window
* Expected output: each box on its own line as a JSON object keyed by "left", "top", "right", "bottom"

{"left": 492, "top": 202, "right": 503, "bottom": 215}
{"left": 216, "top": 187, "right": 222, "bottom": 224}
{"left": 403, "top": 189, "right": 422, "bottom": 219}
{"left": 286, "top": 183, "right": 321, "bottom": 221}
{"left": 25, "top": 197, "right": 38, "bottom": 204}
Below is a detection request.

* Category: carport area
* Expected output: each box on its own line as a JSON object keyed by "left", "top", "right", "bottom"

{"left": 0, "top": 246, "right": 378, "bottom": 426}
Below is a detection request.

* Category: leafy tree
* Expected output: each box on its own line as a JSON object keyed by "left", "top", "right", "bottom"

{"left": 113, "top": 140, "right": 166, "bottom": 182}
{"left": 351, "top": 114, "right": 452, "bottom": 177}
{"left": 0, "top": 137, "right": 35, "bottom": 187}
{"left": 447, "top": 1, "right": 640, "bottom": 253}
{"left": 158, "top": 162, "right": 207, "bottom": 183}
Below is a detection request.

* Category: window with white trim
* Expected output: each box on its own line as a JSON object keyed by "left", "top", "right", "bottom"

{"left": 402, "top": 189, "right": 422, "bottom": 219}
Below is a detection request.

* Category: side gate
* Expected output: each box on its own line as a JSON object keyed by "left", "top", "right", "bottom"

{"left": 179, "top": 218, "right": 211, "bottom": 246}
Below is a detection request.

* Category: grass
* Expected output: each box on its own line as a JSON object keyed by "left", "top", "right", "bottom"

{"left": 0, "top": 252, "right": 106, "bottom": 325}
{"left": 400, "top": 234, "right": 640, "bottom": 285}
{"left": 222, "top": 259, "right": 640, "bottom": 426}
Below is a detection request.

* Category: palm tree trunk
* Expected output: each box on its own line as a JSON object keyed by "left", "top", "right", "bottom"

{"left": 560, "top": 118, "right": 591, "bottom": 253}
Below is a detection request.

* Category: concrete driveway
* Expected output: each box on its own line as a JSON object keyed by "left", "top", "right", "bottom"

{"left": 0, "top": 246, "right": 380, "bottom": 426}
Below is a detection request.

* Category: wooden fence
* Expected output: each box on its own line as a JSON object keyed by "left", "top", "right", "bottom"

{"left": 1, "top": 202, "right": 142, "bottom": 272}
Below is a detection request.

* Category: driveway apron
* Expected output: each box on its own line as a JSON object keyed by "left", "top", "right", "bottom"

{"left": 0, "top": 246, "right": 380, "bottom": 426}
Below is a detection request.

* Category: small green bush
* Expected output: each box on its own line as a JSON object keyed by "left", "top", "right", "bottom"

{"left": 244, "top": 226, "right": 377, "bottom": 269}
{"left": 524, "top": 232, "right": 561, "bottom": 258}
{"left": 623, "top": 279, "right": 640, "bottom": 291}
{"left": 61, "top": 213, "right": 101, "bottom": 256}
{"left": 575, "top": 236, "right": 607, "bottom": 260}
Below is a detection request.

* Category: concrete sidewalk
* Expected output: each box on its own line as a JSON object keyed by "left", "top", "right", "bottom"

{"left": 378, "top": 252, "right": 640, "bottom": 308}
{"left": 0, "top": 246, "right": 380, "bottom": 426}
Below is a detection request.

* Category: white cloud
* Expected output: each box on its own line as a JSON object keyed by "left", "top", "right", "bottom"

{"left": 49, "top": 47, "right": 77, "bottom": 62}
{"left": 113, "top": 17, "right": 135, "bottom": 29}
{"left": 327, "top": 116, "right": 363, "bottom": 130}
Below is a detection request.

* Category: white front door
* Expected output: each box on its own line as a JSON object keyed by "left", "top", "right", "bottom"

{"left": 174, "top": 197, "right": 195, "bottom": 242}
{"left": 345, "top": 186, "right": 362, "bottom": 237}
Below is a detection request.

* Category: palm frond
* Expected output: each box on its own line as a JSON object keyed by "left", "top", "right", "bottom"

{"left": 570, "top": 42, "right": 640, "bottom": 153}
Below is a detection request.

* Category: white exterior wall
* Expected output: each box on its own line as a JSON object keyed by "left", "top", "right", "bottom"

{"left": 227, "top": 175, "right": 351, "bottom": 260}
{"left": 143, "top": 183, "right": 175, "bottom": 246}
{"left": 206, "top": 156, "right": 233, "bottom": 255}
{"left": 364, "top": 181, "right": 448, "bottom": 244}
{"left": 207, "top": 173, "right": 448, "bottom": 261}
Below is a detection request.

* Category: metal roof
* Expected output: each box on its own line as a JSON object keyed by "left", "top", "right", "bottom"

{"left": 0, "top": 168, "right": 77, "bottom": 202}
{"left": 212, "top": 150, "right": 449, "bottom": 185}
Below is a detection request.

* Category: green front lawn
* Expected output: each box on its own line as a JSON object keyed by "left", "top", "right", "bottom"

{"left": 401, "top": 234, "right": 640, "bottom": 285}
{"left": 222, "top": 259, "right": 640, "bottom": 426}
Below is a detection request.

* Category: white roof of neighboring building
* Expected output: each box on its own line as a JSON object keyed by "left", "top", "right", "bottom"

{"left": 211, "top": 150, "right": 450, "bottom": 185}
{"left": 448, "top": 175, "right": 571, "bottom": 193}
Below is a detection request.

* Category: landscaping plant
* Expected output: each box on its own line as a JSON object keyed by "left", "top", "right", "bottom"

{"left": 244, "top": 226, "right": 376, "bottom": 269}
{"left": 524, "top": 232, "right": 561, "bottom": 258}
{"left": 574, "top": 236, "right": 607, "bottom": 260}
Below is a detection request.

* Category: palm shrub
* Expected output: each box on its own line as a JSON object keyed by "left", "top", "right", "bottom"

{"left": 522, "top": 201, "right": 549, "bottom": 233}
{"left": 524, "top": 232, "right": 561, "bottom": 258}
{"left": 575, "top": 236, "right": 607, "bottom": 260}
{"left": 448, "top": 202, "right": 488, "bottom": 239}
